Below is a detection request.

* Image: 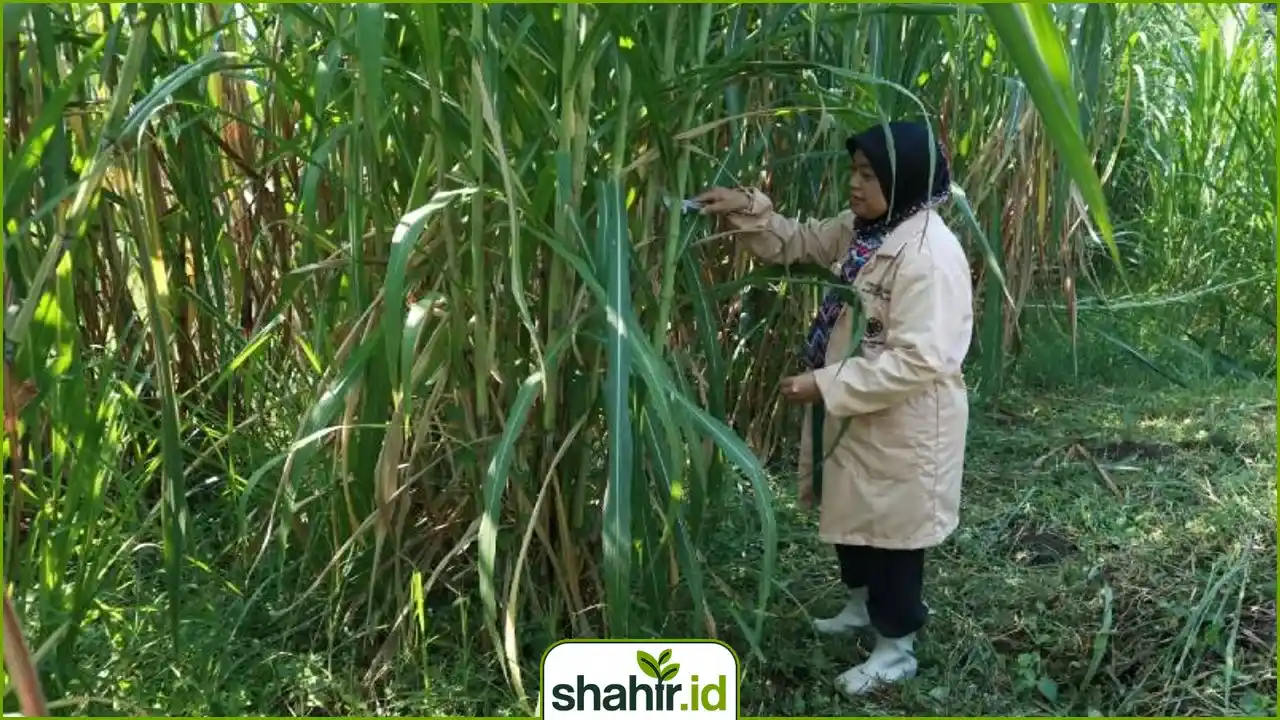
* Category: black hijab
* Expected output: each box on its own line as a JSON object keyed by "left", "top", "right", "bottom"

{"left": 799, "top": 120, "right": 953, "bottom": 370}
{"left": 844, "top": 120, "right": 952, "bottom": 231}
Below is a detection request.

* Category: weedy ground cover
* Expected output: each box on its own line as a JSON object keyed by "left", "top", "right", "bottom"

{"left": 18, "top": 381, "right": 1274, "bottom": 717}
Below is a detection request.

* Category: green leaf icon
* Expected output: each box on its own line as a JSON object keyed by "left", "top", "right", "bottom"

{"left": 638, "top": 649, "right": 681, "bottom": 683}
{"left": 637, "top": 651, "right": 661, "bottom": 680}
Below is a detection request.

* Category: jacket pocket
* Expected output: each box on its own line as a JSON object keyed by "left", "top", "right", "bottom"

{"left": 859, "top": 391, "right": 937, "bottom": 483}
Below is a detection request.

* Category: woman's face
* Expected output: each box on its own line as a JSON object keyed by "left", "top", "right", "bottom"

{"left": 849, "top": 150, "right": 888, "bottom": 220}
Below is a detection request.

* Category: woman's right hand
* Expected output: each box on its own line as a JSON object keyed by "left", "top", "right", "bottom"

{"left": 693, "top": 186, "right": 754, "bottom": 215}
{"left": 797, "top": 473, "right": 814, "bottom": 511}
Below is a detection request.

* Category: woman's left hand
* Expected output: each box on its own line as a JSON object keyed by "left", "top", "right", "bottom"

{"left": 779, "top": 373, "right": 821, "bottom": 404}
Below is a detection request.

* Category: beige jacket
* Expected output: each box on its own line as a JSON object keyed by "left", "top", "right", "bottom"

{"left": 725, "top": 189, "right": 973, "bottom": 550}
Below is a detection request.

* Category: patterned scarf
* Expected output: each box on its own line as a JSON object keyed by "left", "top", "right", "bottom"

{"left": 799, "top": 197, "right": 943, "bottom": 370}
{"left": 801, "top": 122, "right": 952, "bottom": 371}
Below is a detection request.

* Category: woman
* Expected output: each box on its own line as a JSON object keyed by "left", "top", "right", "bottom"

{"left": 693, "top": 120, "right": 973, "bottom": 697}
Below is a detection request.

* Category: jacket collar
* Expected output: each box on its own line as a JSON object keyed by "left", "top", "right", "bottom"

{"left": 874, "top": 209, "right": 935, "bottom": 257}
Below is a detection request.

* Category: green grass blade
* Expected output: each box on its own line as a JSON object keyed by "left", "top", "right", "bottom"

{"left": 598, "top": 178, "right": 635, "bottom": 636}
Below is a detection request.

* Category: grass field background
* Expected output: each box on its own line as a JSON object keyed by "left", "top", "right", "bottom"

{"left": 2, "top": 3, "right": 1275, "bottom": 716}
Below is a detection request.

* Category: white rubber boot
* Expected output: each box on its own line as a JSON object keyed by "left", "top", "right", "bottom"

{"left": 812, "top": 587, "right": 871, "bottom": 635}
{"left": 833, "top": 632, "right": 918, "bottom": 697}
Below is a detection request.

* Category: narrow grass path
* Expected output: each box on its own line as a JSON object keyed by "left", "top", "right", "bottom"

{"left": 34, "top": 382, "right": 1276, "bottom": 717}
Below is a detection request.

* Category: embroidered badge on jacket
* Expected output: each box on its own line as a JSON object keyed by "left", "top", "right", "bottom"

{"left": 865, "top": 317, "right": 885, "bottom": 340}
{"left": 863, "top": 282, "right": 892, "bottom": 302}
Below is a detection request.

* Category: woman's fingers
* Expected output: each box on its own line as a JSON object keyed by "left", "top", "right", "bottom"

{"left": 692, "top": 187, "right": 727, "bottom": 204}
{"left": 693, "top": 187, "right": 746, "bottom": 215}
{"left": 692, "top": 188, "right": 715, "bottom": 203}
{"left": 694, "top": 188, "right": 729, "bottom": 213}
{"left": 779, "top": 374, "right": 818, "bottom": 404}
{"left": 797, "top": 479, "right": 814, "bottom": 510}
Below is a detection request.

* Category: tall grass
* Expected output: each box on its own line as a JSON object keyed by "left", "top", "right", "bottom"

{"left": 1, "top": 2, "right": 1273, "bottom": 710}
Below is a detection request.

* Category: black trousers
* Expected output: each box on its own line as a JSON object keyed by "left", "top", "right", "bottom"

{"left": 835, "top": 544, "right": 928, "bottom": 638}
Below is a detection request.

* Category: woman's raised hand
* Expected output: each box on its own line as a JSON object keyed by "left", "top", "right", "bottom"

{"left": 692, "top": 186, "right": 754, "bottom": 215}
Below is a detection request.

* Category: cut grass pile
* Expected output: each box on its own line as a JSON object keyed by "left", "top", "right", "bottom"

{"left": 32, "top": 379, "right": 1276, "bottom": 717}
